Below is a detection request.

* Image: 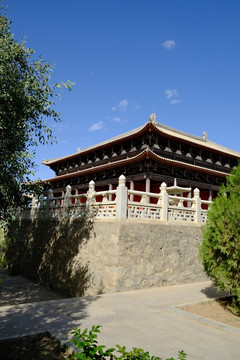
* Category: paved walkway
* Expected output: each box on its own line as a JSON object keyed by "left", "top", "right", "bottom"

{"left": 0, "top": 268, "right": 240, "bottom": 360}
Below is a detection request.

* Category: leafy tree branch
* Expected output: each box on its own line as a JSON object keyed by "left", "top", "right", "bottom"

{"left": 0, "top": 3, "right": 74, "bottom": 223}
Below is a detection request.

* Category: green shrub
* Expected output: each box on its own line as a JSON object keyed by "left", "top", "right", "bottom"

{"left": 115, "top": 344, "right": 160, "bottom": 360}
{"left": 166, "top": 350, "right": 187, "bottom": 360}
{"left": 66, "top": 325, "right": 186, "bottom": 360}
{"left": 67, "top": 325, "right": 115, "bottom": 360}
{"left": 199, "top": 163, "right": 240, "bottom": 306}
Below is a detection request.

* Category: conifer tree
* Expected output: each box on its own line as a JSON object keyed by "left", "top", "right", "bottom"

{"left": 199, "top": 163, "right": 240, "bottom": 305}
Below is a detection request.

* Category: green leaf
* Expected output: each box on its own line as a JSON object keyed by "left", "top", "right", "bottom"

{"left": 0, "top": 3, "right": 74, "bottom": 224}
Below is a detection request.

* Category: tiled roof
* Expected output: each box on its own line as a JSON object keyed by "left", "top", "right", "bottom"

{"left": 42, "top": 117, "right": 240, "bottom": 166}
{"left": 154, "top": 122, "right": 240, "bottom": 157}
{"left": 42, "top": 123, "right": 148, "bottom": 165}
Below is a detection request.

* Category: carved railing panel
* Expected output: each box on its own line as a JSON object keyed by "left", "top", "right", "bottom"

{"left": 128, "top": 203, "right": 161, "bottom": 220}
{"left": 94, "top": 203, "right": 116, "bottom": 218}
{"left": 18, "top": 176, "right": 211, "bottom": 224}
{"left": 201, "top": 210, "right": 208, "bottom": 223}
{"left": 168, "top": 206, "right": 195, "bottom": 223}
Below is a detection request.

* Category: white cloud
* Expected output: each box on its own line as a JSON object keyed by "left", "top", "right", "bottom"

{"left": 162, "top": 40, "right": 176, "bottom": 50}
{"left": 112, "top": 99, "right": 128, "bottom": 112}
{"left": 118, "top": 99, "right": 128, "bottom": 111}
{"left": 165, "top": 89, "right": 178, "bottom": 99}
{"left": 60, "top": 139, "right": 68, "bottom": 144}
{"left": 112, "top": 117, "right": 121, "bottom": 122}
{"left": 165, "top": 89, "right": 182, "bottom": 104}
{"left": 88, "top": 121, "right": 104, "bottom": 131}
{"left": 170, "top": 99, "right": 182, "bottom": 104}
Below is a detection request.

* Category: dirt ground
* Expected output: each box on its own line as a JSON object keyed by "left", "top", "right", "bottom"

{"left": 0, "top": 332, "right": 72, "bottom": 360}
{"left": 182, "top": 298, "right": 240, "bottom": 329}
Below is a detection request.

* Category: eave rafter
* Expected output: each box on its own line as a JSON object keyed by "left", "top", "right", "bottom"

{"left": 150, "top": 123, "right": 239, "bottom": 159}
{"left": 43, "top": 148, "right": 227, "bottom": 184}
{"left": 43, "top": 123, "right": 150, "bottom": 167}
{"left": 43, "top": 121, "right": 239, "bottom": 169}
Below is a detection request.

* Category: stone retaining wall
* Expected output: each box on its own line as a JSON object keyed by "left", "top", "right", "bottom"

{"left": 6, "top": 218, "right": 207, "bottom": 297}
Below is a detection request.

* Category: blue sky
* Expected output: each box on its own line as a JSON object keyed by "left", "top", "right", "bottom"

{"left": 6, "top": 0, "right": 240, "bottom": 180}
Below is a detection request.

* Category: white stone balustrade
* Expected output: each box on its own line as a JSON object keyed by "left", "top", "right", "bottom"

{"left": 22, "top": 175, "right": 212, "bottom": 224}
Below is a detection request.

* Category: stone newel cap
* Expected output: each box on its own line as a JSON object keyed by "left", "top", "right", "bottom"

{"left": 119, "top": 174, "right": 126, "bottom": 186}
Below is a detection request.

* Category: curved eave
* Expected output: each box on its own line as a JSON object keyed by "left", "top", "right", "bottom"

{"left": 42, "top": 149, "right": 227, "bottom": 184}
{"left": 43, "top": 121, "right": 240, "bottom": 167}
{"left": 147, "top": 150, "right": 227, "bottom": 177}
{"left": 42, "top": 123, "right": 149, "bottom": 166}
{"left": 151, "top": 123, "right": 240, "bottom": 159}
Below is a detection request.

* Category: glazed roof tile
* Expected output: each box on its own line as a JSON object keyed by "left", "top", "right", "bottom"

{"left": 42, "top": 120, "right": 240, "bottom": 166}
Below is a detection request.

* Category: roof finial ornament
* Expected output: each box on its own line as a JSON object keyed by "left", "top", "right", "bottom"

{"left": 203, "top": 131, "right": 208, "bottom": 141}
{"left": 149, "top": 113, "right": 157, "bottom": 124}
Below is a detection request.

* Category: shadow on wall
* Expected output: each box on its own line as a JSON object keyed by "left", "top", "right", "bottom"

{"left": 6, "top": 216, "right": 94, "bottom": 297}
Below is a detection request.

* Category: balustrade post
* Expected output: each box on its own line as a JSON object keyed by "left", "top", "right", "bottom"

{"left": 194, "top": 188, "right": 201, "bottom": 224}
{"left": 140, "top": 194, "right": 148, "bottom": 203}
{"left": 46, "top": 189, "right": 53, "bottom": 217}
{"left": 145, "top": 177, "right": 150, "bottom": 203}
{"left": 187, "top": 191, "right": 192, "bottom": 208}
{"left": 130, "top": 181, "right": 134, "bottom": 202}
{"left": 160, "top": 182, "right": 168, "bottom": 221}
{"left": 116, "top": 175, "right": 128, "bottom": 219}
{"left": 86, "top": 180, "right": 96, "bottom": 214}
{"left": 30, "top": 195, "right": 38, "bottom": 218}
{"left": 108, "top": 184, "right": 113, "bottom": 201}
{"left": 63, "top": 185, "right": 71, "bottom": 217}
